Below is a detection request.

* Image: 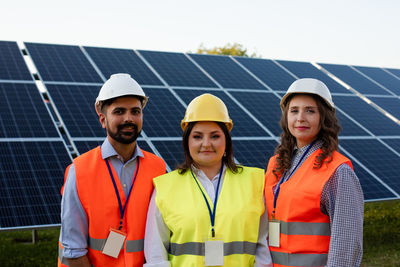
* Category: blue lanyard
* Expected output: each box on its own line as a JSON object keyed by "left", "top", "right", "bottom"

{"left": 105, "top": 157, "right": 140, "bottom": 230}
{"left": 191, "top": 162, "right": 224, "bottom": 238}
{"left": 272, "top": 141, "right": 315, "bottom": 219}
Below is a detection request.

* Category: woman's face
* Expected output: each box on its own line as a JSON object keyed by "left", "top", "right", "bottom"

{"left": 188, "top": 121, "right": 226, "bottom": 170}
{"left": 287, "top": 94, "right": 321, "bottom": 148}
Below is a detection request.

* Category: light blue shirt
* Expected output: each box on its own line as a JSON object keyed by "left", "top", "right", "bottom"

{"left": 60, "top": 138, "right": 143, "bottom": 258}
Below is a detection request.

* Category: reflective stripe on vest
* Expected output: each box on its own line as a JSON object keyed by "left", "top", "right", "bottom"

{"left": 169, "top": 241, "right": 257, "bottom": 256}
{"left": 270, "top": 251, "right": 328, "bottom": 267}
{"left": 155, "top": 166, "right": 265, "bottom": 266}
{"left": 280, "top": 221, "right": 330, "bottom": 236}
{"left": 58, "top": 245, "right": 69, "bottom": 266}
{"left": 71, "top": 146, "right": 166, "bottom": 267}
{"left": 265, "top": 149, "right": 352, "bottom": 266}
{"left": 88, "top": 236, "right": 144, "bottom": 252}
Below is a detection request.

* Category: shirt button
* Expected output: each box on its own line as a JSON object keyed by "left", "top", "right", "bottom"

{"left": 123, "top": 184, "right": 127, "bottom": 188}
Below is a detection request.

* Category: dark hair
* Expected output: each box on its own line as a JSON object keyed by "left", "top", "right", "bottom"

{"left": 100, "top": 95, "right": 145, "bottom": 113}
{"left": 177, "top": 121, "right": 242, "bottom": 174}
{"left": 272, "top": 93, "right": 341, "bottom": 179}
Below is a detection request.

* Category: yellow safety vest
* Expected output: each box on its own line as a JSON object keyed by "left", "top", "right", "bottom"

{"left": 154, "top": 166, "right": 265, "bottom": 266}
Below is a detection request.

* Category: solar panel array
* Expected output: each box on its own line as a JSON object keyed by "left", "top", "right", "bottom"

{"left": 1, "top": 41, "right": 399, "bottom": 230}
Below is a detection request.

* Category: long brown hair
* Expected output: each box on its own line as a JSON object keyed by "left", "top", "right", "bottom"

{"left": 272, "top": 93, "right": 341, "bottom": 179}
{"left": 177, "top": 121, "right": 242, "bottom": 174}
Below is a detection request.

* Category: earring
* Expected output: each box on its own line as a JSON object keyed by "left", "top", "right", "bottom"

{"left": 223, "top": 152, "right": 226, "bottom": 157}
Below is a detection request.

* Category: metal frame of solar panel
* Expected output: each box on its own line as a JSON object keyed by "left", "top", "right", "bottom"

{"left": 0, "top": 41, "right": 73, "bottom": 231}
{"left": 2, "top": 40, "right": 400, "bottom": 231}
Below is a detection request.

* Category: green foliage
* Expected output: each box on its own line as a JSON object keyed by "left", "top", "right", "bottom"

{"left": 196, "top": 42, "right": 260, "bottom": 58}
{"left": 0, "top": 200, "right": 399, "bottom": 266}
{"left": 361, "top": 200, "right": 400, "bottom": 267}
{"left": 0, "top": 228, "right": 60, "bottom": 267}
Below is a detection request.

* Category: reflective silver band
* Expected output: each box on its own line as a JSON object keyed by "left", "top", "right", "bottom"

{"left": 58, "top": 245, "right": 70, "bottom": 266}
{"left": 280, "top": 221, "right": 331, "bottom": 236}
{"left": 88, "top": 237, "right": 144, "bottom": 252}
{"left": 126, "top": 239, "right": 145, "bottom": 252}
{"left": 271, "top": 251, "right": 328, "bottom": 266}
{"left": 169, "top": 241, "right": 257, "bottom": 256}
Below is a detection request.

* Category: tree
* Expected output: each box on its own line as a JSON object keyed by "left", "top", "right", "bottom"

{"left": 195, "top": 42, "right": 260, "bottom": 58}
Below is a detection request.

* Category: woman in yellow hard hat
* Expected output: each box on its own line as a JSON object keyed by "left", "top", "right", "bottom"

{"left": 144, "top": 93, "right": 273, "bottom": 267}
{"left": 264, "top": 78, "right": 364, "bottom": 267}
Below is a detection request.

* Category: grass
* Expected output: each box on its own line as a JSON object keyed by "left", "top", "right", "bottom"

{"left": 0, "top": 228, "right": 59, "bottom": 267}
{"left": 0, "top": 200, "right": 399, "bottom": 266}
{"left": 361, "top": 200, "right": 400, "bottom": 267}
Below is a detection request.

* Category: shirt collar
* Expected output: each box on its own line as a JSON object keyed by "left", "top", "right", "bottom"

{"left": 100, "top": 138, "right": 144, "bottom": 161}
{"left": 294, "top": 139, "right": 323, "bottom": 155}
{"left": 191, "top": 163, "right": 227, "bottom": 181}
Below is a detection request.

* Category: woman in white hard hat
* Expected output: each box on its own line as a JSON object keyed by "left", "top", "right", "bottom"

{"left": 264, "top": 78, "right": 364, "bottom": 267}
{"left": 144, "top": 93, "right": 273, "bottom": 266}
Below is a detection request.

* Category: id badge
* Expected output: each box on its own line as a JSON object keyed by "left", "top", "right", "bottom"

{"left": 102, "top": 228, "right": 126, "bottom": 258}
{"left": 204, "top": 238, "right": 224, "bottom": 266}
{"left": 268, "top": 220, "right": 280, "bottom": 247}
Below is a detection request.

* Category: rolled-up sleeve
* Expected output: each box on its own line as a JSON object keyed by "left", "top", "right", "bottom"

{"left": 144, "top": 189, "right": 171, "bottom": 267}
{"left": 60, "top": 164, "right": 89, "bottom": 258}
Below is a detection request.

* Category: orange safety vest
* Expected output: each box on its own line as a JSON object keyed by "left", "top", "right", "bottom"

{"left": 58, "top": 146, "right": 166, "bottom": 267}
{"left": 265, "top": 149, "right": 352, "bottom": 267}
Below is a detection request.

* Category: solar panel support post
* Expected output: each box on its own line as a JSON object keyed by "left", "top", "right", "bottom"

{"left": 32, "top": 229, "right": 38, "bottom": 244}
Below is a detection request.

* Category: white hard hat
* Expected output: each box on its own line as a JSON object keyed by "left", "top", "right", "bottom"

{"left": 280, "top": 78, "right": 334, "bottom": 111}
{"left": 95, "top": 73, "right": 148, "bottom": 113}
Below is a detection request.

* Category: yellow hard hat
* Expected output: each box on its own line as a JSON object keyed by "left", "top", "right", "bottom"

{"left": 181, "top": 93, "right": 233, "bottom": 131}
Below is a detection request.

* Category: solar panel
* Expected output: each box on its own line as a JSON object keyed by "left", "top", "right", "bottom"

{"left": 25, "top": 42, "right": 103, "bottom": 83}
{"left": 381, "top": 138, "right": 400, "bottom": 152}
{"left": 335, "top": 111, "right": 371, "bottom": 136}
{"left": 0, "top": 41, "right": 32, "bottom": 81}
{"left": 2, "top": 41, "right": 400, "bottom": 231}
{"left": 338, "top": 150, "right": 396, "bottom": 201}
{"left": 384, "top": 68, "right": 400, "bottom": 80}
{"left": 334, "top": 95, "right": 400, "bottom": 136}
{"left": 84, "top": 46, "right": 163, "bottom": 86}
{"left": 138, "top": 50, "right": 217, "bottom": 87}
{"left": 234, "top": 57, "right": 295, "bottom": 91}
{"left": 353, "top": 66, "right": 400, "bottom": 96}
{"left": 319, "top": 63, "right": 391, "bottom": 95}
{"left": 0, "top": 83, "right": 59, "bottom": 138}
{"left": 0, "top": 141, "right": 71, "bottom": 229}
{"left": 152, "top": 140, "right": 184, "bottom": 171}
{"left": 229, "top": 91, "right": 282, "bottom": 136}
{"left": 367, "top": 96, "right": 400, "bottom": 120}
{"left": 233, "top": 139, "right": 277, "bottom": 169}
{"left": 340, "top": 139, "right": 400, "bottom": 196}
{"left": 142, "top": 88, "right": 186, "bottom": 137}
{"left": 45, "top": 84, "right": 104, "bottom": 138}
{"left": 189, "top": 54, "right": 265, "bottom": 89}
{"left": 276, "top": 60, "right": 350, "bottom": 94}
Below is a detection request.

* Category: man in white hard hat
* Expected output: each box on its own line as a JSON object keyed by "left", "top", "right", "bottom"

{"left": 58, "top": 74, "right": 166, "bottom": 267}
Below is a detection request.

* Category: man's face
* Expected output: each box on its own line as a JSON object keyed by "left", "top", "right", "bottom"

{"left": 99, "top": 96, "right": 143, "bottom": 145}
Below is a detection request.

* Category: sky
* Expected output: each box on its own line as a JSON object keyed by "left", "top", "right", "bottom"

{"left": 2, "top": 0, "right": 400, "bottom": 69}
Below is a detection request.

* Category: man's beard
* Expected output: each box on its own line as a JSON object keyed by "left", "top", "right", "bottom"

{"left": 107, "top": 122, "right": 141, "bottom": 144}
